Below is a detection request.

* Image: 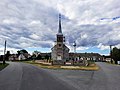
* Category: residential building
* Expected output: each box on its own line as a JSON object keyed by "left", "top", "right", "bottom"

{"left": 69, "top": 53, "right": 103, "bottom": 61}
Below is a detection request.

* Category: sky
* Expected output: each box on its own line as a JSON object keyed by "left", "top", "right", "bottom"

{"left": 0, "top": 0, "right": 120, "bottom": 55}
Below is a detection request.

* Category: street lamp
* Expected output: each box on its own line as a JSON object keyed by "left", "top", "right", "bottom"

{"left": 73, "top": 41, "right": 76, "bottom": 53}
{"left": 73, "top": 41, "right": 76, "bottom": 65}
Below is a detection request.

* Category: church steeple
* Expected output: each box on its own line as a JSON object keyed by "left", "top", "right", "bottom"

{"left": 57, "top": 13, "right": 63, "bottom": 43}
{"left": 58, "top": 14, "right": 62, "bottom": 35}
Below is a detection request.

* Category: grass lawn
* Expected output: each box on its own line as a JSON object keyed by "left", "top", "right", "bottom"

{"left": 21, "top": 60, "right": 99, "bottom": 71}
{"left": 0, "top": 63, "right": 9, "bottom": 71}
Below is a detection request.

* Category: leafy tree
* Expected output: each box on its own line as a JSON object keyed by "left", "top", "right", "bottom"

{"left": 45, "top": 55, "right": 49, "bottom": 60}
{"left": 36, "top": 54, "right": 42, "bottom": 60}
{"left": 17, "top": 51, "right": 20, "bottom": 55}
{"left": 32, "top": 54, "right": 36, "bottom": 60}
{"left": 33, "top": 51, "right": 40, "bottom": 54}
{"left": 5, "top": 51, "right": 10, "bottom": 61}
{"left": 21, "top": 49, "right": 28, "bottom": 53}
{"left": 17, "top": 49, "right": 28, "bottom": 54}
{"left": 111, "top": 47, "right": 120, "bottom": 64}
{"left": 0, "top": 55, "right": 3, "bottom": 61}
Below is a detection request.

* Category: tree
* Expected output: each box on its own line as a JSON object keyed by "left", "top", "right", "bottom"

{"left": 111, "top": 47, "right": 120, "bottom": 64}
{"left": 21, "top": 49, "right": 28, "bottom": 53}
{"left": 45, "top": 54, "right": 49, "bottom": 60}
{"left": 17, "top": 51, "right": 21, "bottom": 55}
{"left": 36, "top": 54, "right": 42, "bottom": 60}
{"left": 5, "top": 51, "right": 10, "bottom": 61}
{"left": 17, "top": 49, "right": 28, "bottom": 54}
{"left": 32, "top": 54, "right": 36, "bottom": 61}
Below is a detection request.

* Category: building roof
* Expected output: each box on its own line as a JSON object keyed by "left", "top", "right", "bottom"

{"left": 40, "top": 53, "right": 51, "bottom": 57}
{"left": 103, "top": 55, "right": 111, "bottom": 58}
{"left": 69, "top": 53, "right": 102, "bottom": 57}
{"left": 51, "top": 44, "right": 69, "bottom": 50}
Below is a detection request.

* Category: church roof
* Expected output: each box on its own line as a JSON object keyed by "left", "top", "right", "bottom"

{"left": 51, "top": 44, "right": 69, "bottom": 50}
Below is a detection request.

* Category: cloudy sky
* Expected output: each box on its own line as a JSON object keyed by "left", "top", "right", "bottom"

{"left": 0, "top": 0, "right": 120, "bottom": 55}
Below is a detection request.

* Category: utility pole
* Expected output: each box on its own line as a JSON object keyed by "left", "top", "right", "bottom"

{"left": 3, "top": 40, "right": 6, "bottom": 64}
{"left": 110, "top": 45, "right": 112, "bottom": 63}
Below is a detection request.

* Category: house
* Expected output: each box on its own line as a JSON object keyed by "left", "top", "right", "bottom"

{"left": 18, "top": 53, "right": 31, "bottom": 60}
{"left": 9, "top": 54, "right": 18, "bottom": 61}
{"left": 8, "top": 53, "right": 31, "bottom": 61}
{"left": 103, "top": 55, "right": 112, "bottom": 62}
{"left": 40, "top": 53, "right": 51, "bottom": 59}
{"left": 69, "top": 53, "right": 103, "bottom": 61}
{"left": 32, "top": 51, "right": 41, "bottom": 57}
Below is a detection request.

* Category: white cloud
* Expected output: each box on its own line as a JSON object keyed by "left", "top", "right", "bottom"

{"left": 29, "top": 34, "right": 40, "bottom": 40}
{"left": 97, "top": 43, "right": 109, "bottom": 50}
{"left": 0, "top": 47, "right": 19, "bottom": 55}
{"left": 28, "top": 20, "right": 41, "bottom": 26}
{"left": 3, "top": 19, "right": 15, "bottom": 24}
{"left": 0, "top": 0, "right": 120, "bottom": 54}
{"left": 77, "top": 47, "right": 89, "bottom": 51}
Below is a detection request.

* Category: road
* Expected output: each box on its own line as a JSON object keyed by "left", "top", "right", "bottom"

{"left": 0, "top": 62, "right": 120, "bottom": 90}
{"left": 45, "top": 62, "right": 120, "bottom": 90}
{"left": 0, "top": 62, "right": 76, "bottom": 90}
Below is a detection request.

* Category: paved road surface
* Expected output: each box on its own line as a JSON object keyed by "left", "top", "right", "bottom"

{"left": 0, "top": 62, "right": 120, "bottom": 90}
{"left": 44, "top": 62, "right": 120, "bottom": 90}
{"left": 0, "top": 62, "right": 76, "bottom": 90}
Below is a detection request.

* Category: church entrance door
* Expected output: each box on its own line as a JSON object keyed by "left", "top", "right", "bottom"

{"left": 57, "top": 55, "right": 62, "bottom": 60}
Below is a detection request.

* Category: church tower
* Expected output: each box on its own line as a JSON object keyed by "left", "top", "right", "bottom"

{"left": 51, "top": 14, "right": 69, "bottom": 64}
{"left": 56, "top": 14, "right": 64, "bottom": 61}
{"left": 57, "top": 14, "right": 64, "bottom": 43}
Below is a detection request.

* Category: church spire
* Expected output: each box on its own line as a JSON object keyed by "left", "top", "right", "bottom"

{"left": 58, "top": 14, "right": 62, "bottom": 35}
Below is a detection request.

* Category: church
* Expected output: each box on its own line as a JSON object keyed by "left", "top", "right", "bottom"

{"left": 51, "top": 14, "right": 70, "bottom": 64}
